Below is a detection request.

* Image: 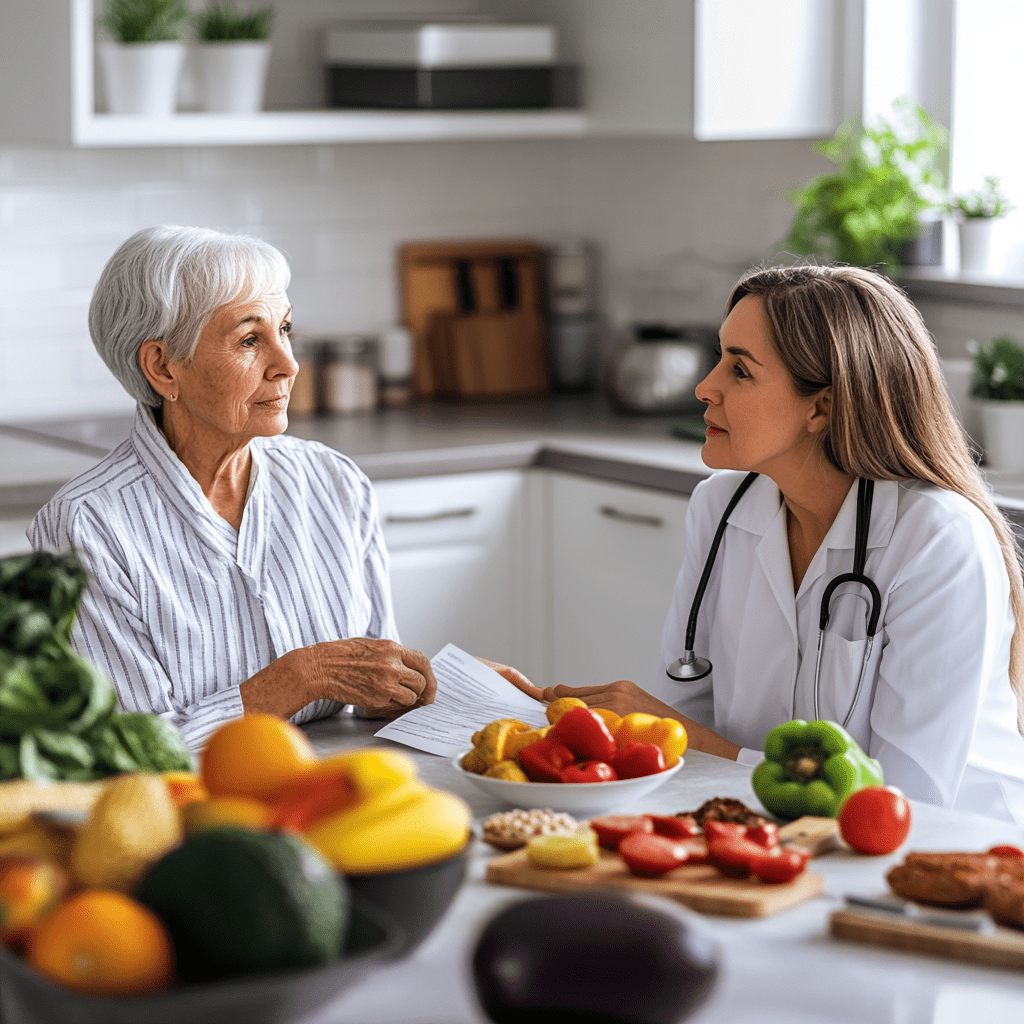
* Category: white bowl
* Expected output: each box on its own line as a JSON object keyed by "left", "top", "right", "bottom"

{"left": 451, "top": 751, "right": 685, "bottom": 816}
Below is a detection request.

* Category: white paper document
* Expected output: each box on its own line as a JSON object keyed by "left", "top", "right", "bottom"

{"left": 374, "top": 643, "right": 549, "bottom": 757}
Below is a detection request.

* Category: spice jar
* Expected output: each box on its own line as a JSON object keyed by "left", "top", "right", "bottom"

{"left": 321, "top": 335, "right": 379, "bottom": 414}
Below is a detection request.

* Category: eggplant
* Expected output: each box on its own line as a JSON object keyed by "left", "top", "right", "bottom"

{"left": 471, "top": 894, "right": 718, "bottom": 1024}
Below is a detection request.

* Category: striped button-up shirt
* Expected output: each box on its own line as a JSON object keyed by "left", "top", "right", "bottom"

{"left": 29, "top": 404, "right": 398, "bottom": 751}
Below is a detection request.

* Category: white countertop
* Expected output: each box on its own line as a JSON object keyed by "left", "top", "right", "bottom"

{"left": 299, "top": 716, "right": 1024, "bottom": 1024}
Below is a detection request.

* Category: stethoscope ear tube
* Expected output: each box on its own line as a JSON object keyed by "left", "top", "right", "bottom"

{"left": 819, "top": 572, "right": 882, "bottom": 637}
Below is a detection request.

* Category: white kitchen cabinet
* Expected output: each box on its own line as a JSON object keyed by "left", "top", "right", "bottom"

{"left": 543, "top": 472, "right": 690, "bottom": 694}
{"left": 1, "top": 0, "right": 846, "bottom": 147}
{"left": 373, "top": 470, "right": 527, "bottom": 670}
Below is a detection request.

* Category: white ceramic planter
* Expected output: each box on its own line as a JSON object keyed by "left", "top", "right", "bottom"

{"left": 194, "top": 41, "right": 271, "bottom": 114}
{"left": 978, "top": 400, "right": 1024, "bottom": 472}
{"left": 99, "top": 41, "right": 186, "bottom": 116}
{"left": 958, "top": 218, "right": 997, "bottom": 275}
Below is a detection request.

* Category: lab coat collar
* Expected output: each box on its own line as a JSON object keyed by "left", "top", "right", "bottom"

{"left": 725, "top": 473, "right": 898, "bottom": 552}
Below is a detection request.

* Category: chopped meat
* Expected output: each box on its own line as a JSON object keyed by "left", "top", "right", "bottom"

{"left": 687, "top": 797, "right": 769, "bottom": 829}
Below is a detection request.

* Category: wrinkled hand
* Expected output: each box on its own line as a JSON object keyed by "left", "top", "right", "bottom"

{"left": 307, "top": 638, "right": 437, "bottom": 719}
{"left": 475, "top": 657, "right": 547, "bottom": 704}
{"left": 540, "top": 679, "right": 676, "bottom": 718}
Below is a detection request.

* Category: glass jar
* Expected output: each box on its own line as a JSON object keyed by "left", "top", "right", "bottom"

{"left": 321, "top": 335, "right": 379, "bottom": 415}
{"left": 287, "top": 336, "right": 318, "bottom": 417}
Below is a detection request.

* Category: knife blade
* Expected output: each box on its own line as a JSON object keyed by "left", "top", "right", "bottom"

{"left": 844, "top": 893, "right": 995, "bottom": 933}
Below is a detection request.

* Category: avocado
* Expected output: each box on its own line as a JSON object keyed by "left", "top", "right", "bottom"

{"left": 135, "top": 827, "right": 347, "bottom": 982}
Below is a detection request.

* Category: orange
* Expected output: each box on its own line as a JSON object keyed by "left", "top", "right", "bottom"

{"left": 181, "top": 796, "right": 274, "bottom": 835}
{"left": 0, "top": 859, "right": 68, "bottom": 951}
{"left": 28, "top": 890, "right": 174, "bottom": 996}
{"left": 161, "top": 771, "right": 209, "bottom": 808}
{"left": 201, "top": 713, "right": 316, "bottom": 801}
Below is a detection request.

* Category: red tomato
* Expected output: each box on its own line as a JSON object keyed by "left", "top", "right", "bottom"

{"left": 989, "top": 845, "right": 1024, "bottom": 859}
{"left": 618, "top": 832, "right": 689, "bottom": 878}
{"left": 559, "top": 761, "right": 618, "bottom": 784}
{"left": 838, "top": 786, "right": 912, "bottom": 855}
{"left": 589, "top": 815, "right": 653, "bottom": 850}
{"left": 649, "top": 815, "right": 700, "bottom": 839}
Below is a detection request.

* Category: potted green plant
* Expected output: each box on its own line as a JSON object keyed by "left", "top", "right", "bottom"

{"left": 970, "top": 334, "right": 1024, "bottom": 471}
{"left": 99, "top": 0, "right": 189, "bottom": 116}
{"left": 193, "top": 1, "right": 274, "bottom": 114}
{"left": 951, "top": 176, "right": 1013, "bottom": 275}
{"left": 782, "top": 99, "right": 948, "bottom": 271}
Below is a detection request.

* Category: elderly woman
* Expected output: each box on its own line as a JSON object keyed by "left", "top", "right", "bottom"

{"left": 30, "top": 225, "right": 514, "bottom": 751}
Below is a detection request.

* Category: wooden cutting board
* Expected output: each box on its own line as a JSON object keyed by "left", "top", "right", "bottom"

{"left": 485, "top": 817, "right": 837, "bottom": 919}
{"left": 830, "top": 908, "right": 1024, "bottom": 971}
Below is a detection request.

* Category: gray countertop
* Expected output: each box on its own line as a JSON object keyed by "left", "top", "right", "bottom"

{"left": 2, "top": 394, "right": 1022, "bottom": 519}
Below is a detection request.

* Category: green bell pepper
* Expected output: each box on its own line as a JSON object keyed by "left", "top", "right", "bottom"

{"left": 751, "top": 719, "right": 884, "bottom": 819}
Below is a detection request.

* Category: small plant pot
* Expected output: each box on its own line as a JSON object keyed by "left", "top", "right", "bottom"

{"left": 99, "top": 41, "right": 186, "bottom": 116}
{"left": 195, "top": 41, "right": 271, "bottom": 113}
{"left": 977, "top": 400, "right": 1024, "bottom": 472}
{"left": 958, "top": 219, "right": 998, "bottom": 275}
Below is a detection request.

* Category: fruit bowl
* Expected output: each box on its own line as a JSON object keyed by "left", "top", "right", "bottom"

{"left": 0, "top": 896, "right": 402, "bottom": 1024}
{"left": 452, "top": 752, "right": 685, "bottom": 815}
{"left": 343, "top": 839, "right": 472, "bottom": 958}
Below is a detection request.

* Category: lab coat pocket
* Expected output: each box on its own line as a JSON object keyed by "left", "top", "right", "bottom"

{"left": 816, "top": 630, "right": 882, "bottom": 730}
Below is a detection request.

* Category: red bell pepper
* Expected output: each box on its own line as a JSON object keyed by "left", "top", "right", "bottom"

{"left": 549, "top": 707, "right": 618, "bottom": 761}
{"left": 989, "top": 845, "right": 1024, "bottom": 860}
{"left": 589, "top": 814, "right": 653, "bottom": 850}
{"left": 618, "top": 832, "right": 689, "bottom": 878}
{"left": 706, "top": 834, "right": 810, "bottom": 884}
{"left": 518, "top": 737, "right": 576, "bottom": 783}
{"left": 649, "top": 814, "right": 700, "bottom": 839}
{"left": 559, "top": 760, "right": 618, "bottom": 784}
{"left": 611, "top": 742, "right": 666, "bottom": 779}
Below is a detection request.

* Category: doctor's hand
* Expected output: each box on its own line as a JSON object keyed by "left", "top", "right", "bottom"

{"left": 540, "top": 679, "right": 673, "bottom": 718}
{"left": 475, "top": 657, "right": 547, "bottom": 703}
{"left": 540, "top": 680, "right": 742, "bottom": 761}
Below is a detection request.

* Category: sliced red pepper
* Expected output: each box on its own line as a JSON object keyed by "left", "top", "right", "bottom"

{"left": 750, "top": 848, "right": 809, "bottom": 885}
{"left": 618, "top": 831, "right": 689, "bottom": 878}
{"left": 649, "top": 815, "right": 700, "bottom": 839}
{"left": 679, "top": 837, "right": 710, "bottom": 866}
{"left": 744, "top": 822, "right": 780, "bottom": 850}
{"left": 518, "top": 738, "right": 576, "bottom": 783}
{"left": 611, "top": 742, "right": 666, "bottom": 780}
{"left": 989, "top": 845, "right": 1024, "bottom": 860}
{"left": 701, "top": 820, "right": 747, "bottom": 843}
{"left": 549, "top": 707, "right": 618, "bottom": 762}
{"left": 589, "top": 814, "right": 653, "bottom": 850}
{"left": 270, "top": 771, "right": 356, "bottom": 831}
{"left": 559, "top": 760, "right": 618, "bottom": 784}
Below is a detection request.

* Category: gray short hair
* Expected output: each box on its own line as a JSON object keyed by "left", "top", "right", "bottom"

{"left": 89, "top": 225, "right": 291, "bottom": 406}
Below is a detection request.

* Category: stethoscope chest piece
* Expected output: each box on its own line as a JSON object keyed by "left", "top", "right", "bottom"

{"left": 666, "top": 650, "right": 712, "bottom": 682}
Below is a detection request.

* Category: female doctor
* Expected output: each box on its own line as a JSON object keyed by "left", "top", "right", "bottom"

{"left": 538, "top": 264, "right": 1024, "bottom": 822}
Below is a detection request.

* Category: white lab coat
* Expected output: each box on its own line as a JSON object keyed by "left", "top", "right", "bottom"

{"left": 655, "top": 470, "right": 1024, "bottom": 823}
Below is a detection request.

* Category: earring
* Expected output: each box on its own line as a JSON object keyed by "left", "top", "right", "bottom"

{"left": 168, "top": 393, "right": 178, "bottom": 402}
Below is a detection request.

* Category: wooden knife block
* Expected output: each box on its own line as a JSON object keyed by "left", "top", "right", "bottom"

{"left": 399, "top": 239, "right": 549, "bottom": 398}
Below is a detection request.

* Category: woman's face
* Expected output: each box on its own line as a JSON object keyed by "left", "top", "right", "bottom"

{"left": 695, "top": 295, "right": 825, "bottom": 476}
{"left": 170, "top": 291, "right": 297, "bottom": 445}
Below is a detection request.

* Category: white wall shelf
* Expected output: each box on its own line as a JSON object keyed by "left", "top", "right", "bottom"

{"left": 71, "top": 109, "right": 590, "bottom": 148}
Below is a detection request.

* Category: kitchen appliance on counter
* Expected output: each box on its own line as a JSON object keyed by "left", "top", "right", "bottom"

{"left": 607, "top": 324, "right": 718, "bottom": 414}
{"left": 323, "top": 21, "right": 580, "bottom": 110}
{"left": 547, "top": 239, "right": 601, "bottom": 392}
{"left": 399, "top": 239, "right": 549, "bottom": 399}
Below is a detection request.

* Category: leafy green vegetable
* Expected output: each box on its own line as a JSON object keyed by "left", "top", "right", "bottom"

{"left": 0, "top": 550, "right": 193, "bottom": 780}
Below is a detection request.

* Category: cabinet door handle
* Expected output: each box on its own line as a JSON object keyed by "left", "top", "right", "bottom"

{"left": 598, "top": 505, "right": 664, "bottom": 528}
{"left": 385, "top": 506, "right": 478, "bottom": 524}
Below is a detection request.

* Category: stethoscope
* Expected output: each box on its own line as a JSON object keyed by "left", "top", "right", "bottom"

{"left": 666, "top": 472, "right": 882, "bottom": 728}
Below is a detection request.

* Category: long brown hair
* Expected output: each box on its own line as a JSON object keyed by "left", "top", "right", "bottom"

{"left": 728, "top": 263, "right": 1024, "bottom": 729}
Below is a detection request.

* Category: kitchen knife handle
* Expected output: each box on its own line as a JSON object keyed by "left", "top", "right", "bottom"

{"left": 454, "top": 260, "right": 476, "bottom": 313}
{"left": 496, "top": 256, "right": 519, "bottom": 311}
{"left": 598, "top": 505, "right": 664, "bottom": 529}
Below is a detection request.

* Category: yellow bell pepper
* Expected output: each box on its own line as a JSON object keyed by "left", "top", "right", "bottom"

{"left": 591, "top": 708, "right": 622, "bottom": 733}
{"left": 545, "top": 697, "right": 588, "bottom": 724}
{"left": 614, "top": 713, "right": 688, "bottom": 768}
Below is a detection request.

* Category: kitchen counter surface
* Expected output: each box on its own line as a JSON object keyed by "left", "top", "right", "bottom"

{"left": 298, "top": 716, "right": 1024, "bottom": 1024}
{"left": 4, "top": 394, "right": 1023, "bottom": 512}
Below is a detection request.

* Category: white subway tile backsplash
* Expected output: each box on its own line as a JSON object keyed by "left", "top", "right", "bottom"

{"left": 0, "top": 188, "right": 128, "bottom": 234}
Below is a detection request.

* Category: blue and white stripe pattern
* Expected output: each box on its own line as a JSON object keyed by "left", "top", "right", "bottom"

{"left": 29, "top": 404, "right": 398, "bottom": 751}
